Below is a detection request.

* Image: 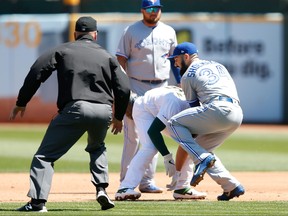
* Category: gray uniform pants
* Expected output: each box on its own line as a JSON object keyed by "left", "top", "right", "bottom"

{"left": 168, "top": 100, "right": 243, "bottom": 191}
{"left": 27, "top": 101, "right": 112, "bottom": 200}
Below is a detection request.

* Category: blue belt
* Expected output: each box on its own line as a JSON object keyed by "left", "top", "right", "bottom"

{"left": 218, "top": 96, "right": 239, "bottom": 104}
{"left": 131, "top": 77, "right": 167, "bottom": 84}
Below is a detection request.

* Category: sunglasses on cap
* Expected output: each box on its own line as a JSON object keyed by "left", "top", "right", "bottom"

{"left": 145, "top": 7, "right": 161, "bottom": 13}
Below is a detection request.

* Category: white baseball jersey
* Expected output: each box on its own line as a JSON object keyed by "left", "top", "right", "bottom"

{"left": 138, "top": 86, "right": 189, "bottom": 127}
{"left": 181, "top": 60, "right": 240, "bottom": 105}
{"left": 119, "top": 86, "right": 190, "bottom": 190}
{"left": 116, "top": 20, "right": 177, "bottom": 80}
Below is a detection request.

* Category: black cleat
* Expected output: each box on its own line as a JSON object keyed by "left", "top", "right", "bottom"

{"left": 17, "top": 202, "right": 47, "bottom": 212}
{"left": 97, "top": 191, "right": 115, "bottom": 210}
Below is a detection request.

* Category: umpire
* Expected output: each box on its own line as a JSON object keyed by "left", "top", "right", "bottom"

{"left": 10, "top": 16, "right": 131, "bottom": 212}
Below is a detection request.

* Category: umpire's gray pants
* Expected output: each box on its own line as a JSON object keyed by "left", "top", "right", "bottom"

{"left": 27, "top": 100, "right": 112, "bottom": 200}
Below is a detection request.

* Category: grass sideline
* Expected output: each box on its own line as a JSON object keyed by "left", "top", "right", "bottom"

{"left": 0, "top": 201, "right": 288, "bottom": 215}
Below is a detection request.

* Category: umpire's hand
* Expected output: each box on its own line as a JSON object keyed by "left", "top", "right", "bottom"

{"left": 110, "top": 117, "right": 123, "bottom": 135}
{"left": 9, "top": 105, "right": 26, "bottom": 120}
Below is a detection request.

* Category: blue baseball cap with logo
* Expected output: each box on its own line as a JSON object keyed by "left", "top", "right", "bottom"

{"left": 168, "top": 42, "right": 198, "bottom": 59}
{"left": 141, "top": 0, "right": 162, "bottom": 8}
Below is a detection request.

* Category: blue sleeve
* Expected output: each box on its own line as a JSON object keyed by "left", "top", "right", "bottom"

{"left": 189, "top": 99, "right": 200, "bottom": 107}
{"left": 170, "top": 59, "right": 181, "bottom": 84}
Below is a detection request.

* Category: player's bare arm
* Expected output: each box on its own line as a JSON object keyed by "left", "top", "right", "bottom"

{"left": 116, "top": 55, "right": 128, "bottom": 72}
{"left": 175, "top": 146, "right": 188, "bottom": 171}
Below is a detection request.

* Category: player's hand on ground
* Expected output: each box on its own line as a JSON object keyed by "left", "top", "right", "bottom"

{"left": 110, "top": 118, "right": 123, "bottom": 135}
{"left": 9, "top": 106, "right": 26, "bottom": 120}
{"left": 163, "top": 153, "right": 176, "bottom": 177}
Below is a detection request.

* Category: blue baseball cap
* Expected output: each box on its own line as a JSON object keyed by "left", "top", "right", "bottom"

{"left": 168, "top": 42, "right": 198, "bottom": 59}
{"left": 141, "top": 0, "right": 162, "bottom": 9}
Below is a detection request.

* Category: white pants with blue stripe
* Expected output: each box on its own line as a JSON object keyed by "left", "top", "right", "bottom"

{"left": 168, "top": 100, "right": 243, "bottom": 192}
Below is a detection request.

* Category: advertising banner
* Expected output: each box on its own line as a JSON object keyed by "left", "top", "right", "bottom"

{"left": 0, "top": 13, "right": 284, "bottom": 123}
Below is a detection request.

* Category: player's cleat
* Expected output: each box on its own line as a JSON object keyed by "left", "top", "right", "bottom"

{"left": 191, "top": 154, "right": 216, "bottom": 187}
{"left": 217, "top": 185, "right": 245, "bottom": 201}
{"left": 96, "top": 191, "right": 115, "bottom": 210}
{"left": 16, "top": 202, "right": 48, "bottom": 212}
{"left": 139, "top": 185, "right": 163, "bottom": 193}
{"left": 173, "top": 187, "right": 207, "bottom": 200}
{"left": 115, "top": 188, "right": 141, "bottom": 201}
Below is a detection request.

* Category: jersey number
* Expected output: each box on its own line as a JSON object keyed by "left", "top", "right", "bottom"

{"left": 199, "top": 68, "right": 219, "bottom": 85}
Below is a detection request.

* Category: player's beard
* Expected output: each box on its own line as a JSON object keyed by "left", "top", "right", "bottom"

{"left": 144, "top": 14, "right": 161, "bottom": 25}
{"left": 180, "top": 58, "right": 188, "bottom": 77}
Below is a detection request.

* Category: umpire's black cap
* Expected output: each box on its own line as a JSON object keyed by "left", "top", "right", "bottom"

{"left": 75, "top": 16, "right": 97, "bottom": 32}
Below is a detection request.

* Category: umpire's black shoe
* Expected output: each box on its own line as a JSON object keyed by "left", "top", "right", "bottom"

{"left": 97, "top": 191, "right": 115, "bottom": 210}
{"left": 16, "top": 202, "right": 48, "bottom": 212}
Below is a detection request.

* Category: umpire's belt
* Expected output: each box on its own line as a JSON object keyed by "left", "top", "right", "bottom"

{"left": 214, "top": 96, "right": 239, "bottom": 104}
{"left": 131, "top": 77, "right": 167, "bottom": 84}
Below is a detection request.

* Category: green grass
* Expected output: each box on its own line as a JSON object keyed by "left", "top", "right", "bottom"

{"left": 1, "top": 124, "right": 288, "bottom": 172}
{"left": 0, "top": 201, "right": 287, "bottom": 215}
{"left": 214, "top": 133, "right": 288, "bottom": 171}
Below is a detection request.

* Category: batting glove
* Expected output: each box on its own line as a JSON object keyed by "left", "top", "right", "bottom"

{"left": 163, "top": 153, "right": 176, "bottom": 177}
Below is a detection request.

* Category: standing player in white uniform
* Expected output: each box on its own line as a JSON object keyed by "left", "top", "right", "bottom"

{"left": 165, "top": 42, "right": 245, "bottom": 201}
{"left": 115, "top": 86, "right": 207, "bottom": 200}
{"left": 116, "top": 0, "right": 180, "bottom": 193}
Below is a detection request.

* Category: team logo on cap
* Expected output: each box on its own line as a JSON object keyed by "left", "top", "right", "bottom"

{"left": 148, "top": 0, "right": 157, "bottom": 3}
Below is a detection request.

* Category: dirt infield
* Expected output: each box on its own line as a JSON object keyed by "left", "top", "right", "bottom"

{"left": 1, "top": 172, "right": 288, "bottom": 202}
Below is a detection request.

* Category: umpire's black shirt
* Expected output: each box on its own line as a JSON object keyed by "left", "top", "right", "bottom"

{"left": 16, "top": 34, "right": 130, "bottom": 121}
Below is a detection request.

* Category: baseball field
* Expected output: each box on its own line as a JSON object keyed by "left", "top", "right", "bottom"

{"left": 0, "top": 123, "right": 287, "bottom": 215}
